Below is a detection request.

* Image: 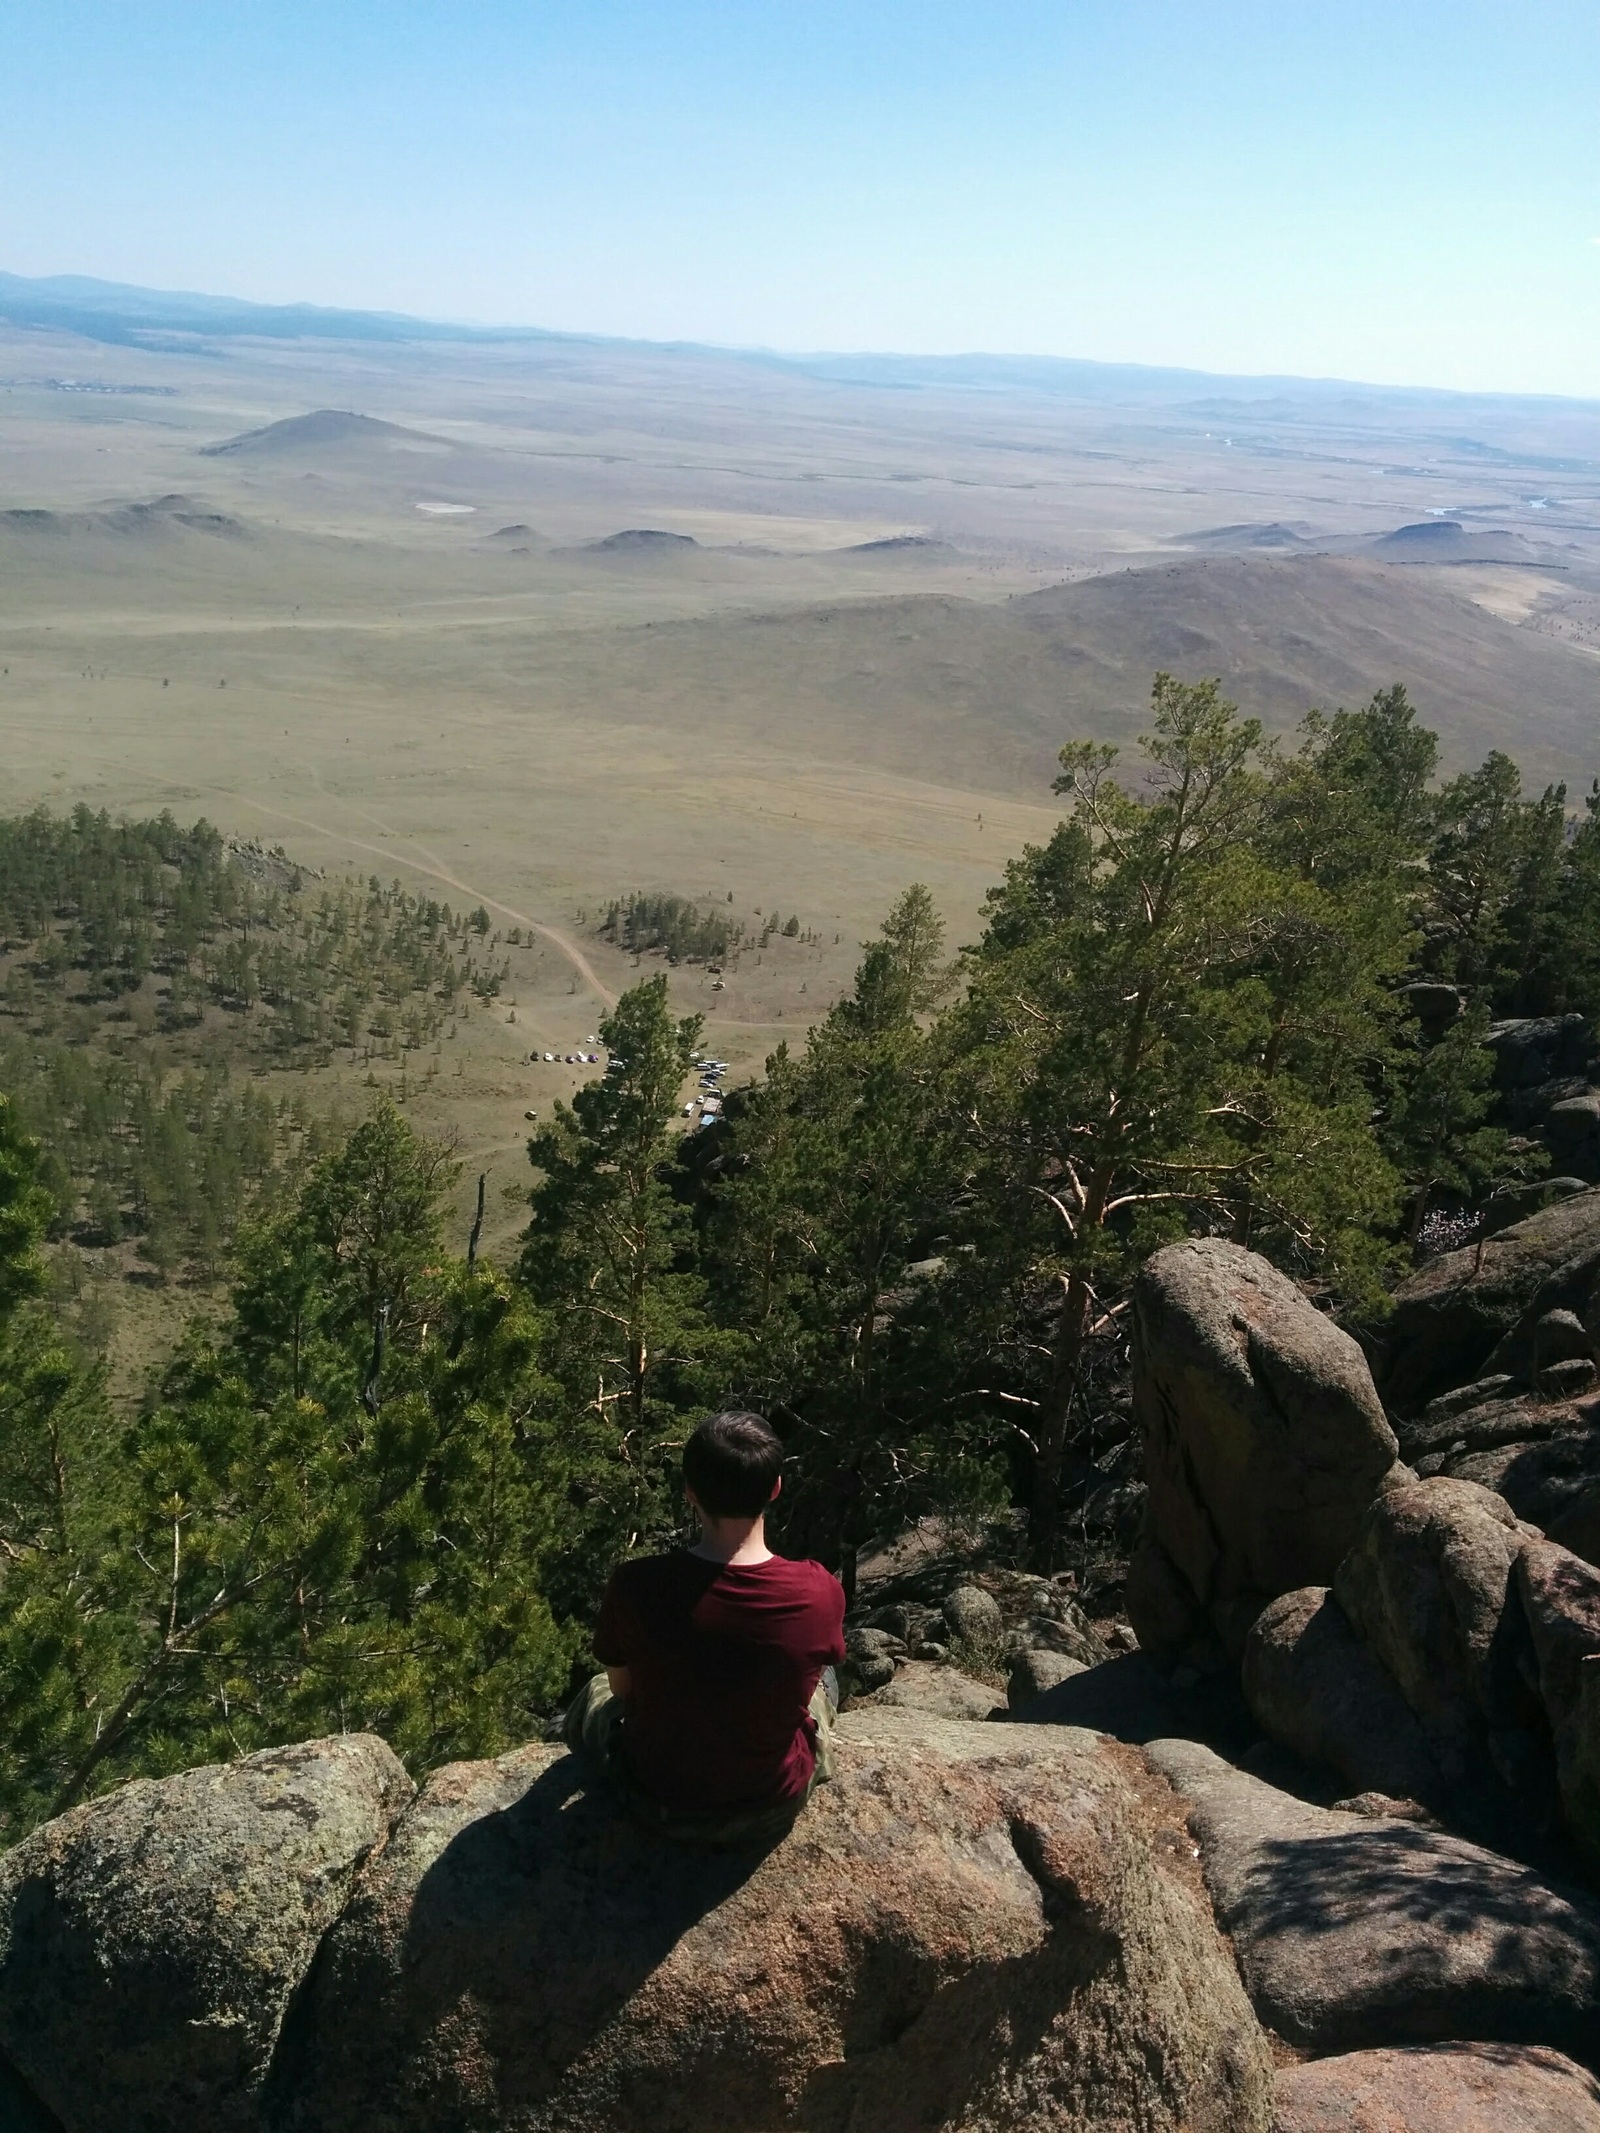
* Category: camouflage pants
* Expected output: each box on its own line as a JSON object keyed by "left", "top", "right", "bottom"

{"left": 562, "top": 1672, "right": 835, "bottom": 1849}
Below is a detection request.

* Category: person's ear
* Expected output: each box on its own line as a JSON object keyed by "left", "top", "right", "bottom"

{"left": 685, "top": 1484, "right": 703, "bottom": 1515}
{"left": 768, "top": 1474, "right": 782, "bottom": 1503}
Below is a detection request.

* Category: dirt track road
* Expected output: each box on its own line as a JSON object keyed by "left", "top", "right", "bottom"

{"left": 213, "top": 787, "right": 619, "bottom": 1010}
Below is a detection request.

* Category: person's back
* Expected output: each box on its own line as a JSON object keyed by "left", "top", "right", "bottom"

{"left": 572, "top": 1410, "right": 846, "bottom": 1832}
{"left": 597, "top": 1547, "right": 843, "bottom": 1811}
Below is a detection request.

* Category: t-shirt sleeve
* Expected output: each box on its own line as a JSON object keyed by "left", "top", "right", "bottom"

{"left": 817, "top": 1567, "right": 847, "bottom": 1665}
{"left": 593, "top": 1569, "right": 630, "bottom": 1666}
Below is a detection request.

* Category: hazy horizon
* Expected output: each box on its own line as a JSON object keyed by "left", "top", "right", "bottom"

{"left": 3, "top": 2, "right": 1597, "bottom": 400}
{"left": 7, "top": 264, "right": 1600, "bottom": 414}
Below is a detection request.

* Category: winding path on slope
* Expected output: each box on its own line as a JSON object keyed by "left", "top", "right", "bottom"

{"left": 209, "top": 785, "right": 619, "bottom": 1010}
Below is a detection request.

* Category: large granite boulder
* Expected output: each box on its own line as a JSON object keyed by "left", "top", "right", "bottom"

{"left": 1519, "top": 1541, "right": 1600, "bottom": 1870}
{"left": 1446, "top": 1431, "right": 1600, "bottom": 1569}
{"left": 851, "top": 1659, "right": 1003, "bottom": 1720}
{"left": 1128, "top": 1239, "right": 1402, "bottom": 1663}
{"left": 1242, "top": 1585, "right": 1446, "bottom": 1809}
{"left": 275, "top": 1709, "right": 1275, "bottom": 2133}
{"left": 1485, "top": 1016, "right": 1599, "bottom": 1097}
{"left": 940, "top": 1584, "right": 1004, "bottom": 1643}
{"left": 1376, "top": 1190, "right": 1600, "bottom": 1415}
{"left": 1008, "top": 1649, "right": 1088, "bottom": 1709}
{"left": 1333, "top": 1477, "right": 1540, "bottom": 1795}
{"left": 0, "top": 1734, "right": 413, "bottom": 2133}
{"left": 1148, "top": 1737, "right": 1600, "bottom": 2064}
{"left": 1271, "top": 2043, "right": 1600, "bottom": 2132}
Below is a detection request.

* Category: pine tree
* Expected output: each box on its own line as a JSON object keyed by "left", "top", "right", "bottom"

{"left": 946, "top": 678, "right": 1410, "bottom": 1563}
{"left": 519, "top": 978, "right": 721, "bottom": 1594}
{"left": 709, "top": 890, "right": 975, "bottom": 1592}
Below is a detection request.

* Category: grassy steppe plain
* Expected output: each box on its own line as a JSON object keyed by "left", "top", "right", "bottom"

{"left": 3, "top": 321, "right": 1598, "bottom": 1276}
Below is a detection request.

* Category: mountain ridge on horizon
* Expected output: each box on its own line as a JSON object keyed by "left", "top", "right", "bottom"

{"left": 2, "top": 267, "right": 1596, "bottom": 414}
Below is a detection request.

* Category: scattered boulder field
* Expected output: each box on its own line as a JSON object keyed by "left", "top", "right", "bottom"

{"left": 5, "top": 1055, "right": 1600, "bottom": 2126}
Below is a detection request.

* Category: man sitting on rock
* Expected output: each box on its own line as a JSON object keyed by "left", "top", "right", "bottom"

{"left": 564, "top": 1410, "right": 846, "bottom": 1846}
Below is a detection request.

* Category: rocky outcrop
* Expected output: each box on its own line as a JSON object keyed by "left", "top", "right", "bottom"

{"left": 1487, "top": 1017, "right": 1600, "bottom": 1190}
{"left": 1272, "top": 2043, "right": 1600, "bottom": 2132}
{"left": 1544, "top": 1095, "right": 1600, "bottom": 1182}
{"left": 852, "top": 1659, "right": 1003, "bottom": 1719}
{"left": 1332, "top": 1478, "right": 1540, "bottom": 1797}
{"left": 1376, "top": 1189, "right": 1600, "bottom": 1415}
{"left": 846, "top": 1569, "right": 1109, "bottom": 1696}
{"left": 1486, "top": 1015, "right": 1599, "bottom": 1101}
{"left": 1242, "top": 1585, "right": 1446, "bottom": 1809}
{"left": 1403, "top": 1386, "right": 1585, "bottom": 1467}
{"left": 1244, "top": 1481, "right": 1600, "bottom": 1865}
{"left": 0, "top": 1714, "right": 1276, "bottom": 2133}
{"left": 1485, "top": 1178, "right": 1594, "bottom": 1236}
{"left": 1520, "top": 1541, "right": 1600, "bottom": 1870}
{"left": 1127, "top": 1239, "right": 1403, "bottom": 1664}
{"left": 1149, "top": 1736, "right": 1600, "bottom": 2065}
{"left": 0, "top": 1734, "right": 413, "bottom": 2133}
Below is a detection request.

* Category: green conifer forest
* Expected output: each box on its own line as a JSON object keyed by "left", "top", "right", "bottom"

{"left": 1, "top": 675, "right": 1596, "bottom": 1837}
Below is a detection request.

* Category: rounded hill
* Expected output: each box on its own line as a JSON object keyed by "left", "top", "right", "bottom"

{"left": 586, "top": 528, "right": 699, "bottom": 552}
{"left": 199, "top": 410, "right": 450, "bottom": 458}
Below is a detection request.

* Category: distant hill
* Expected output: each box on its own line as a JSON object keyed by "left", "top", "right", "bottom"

{"left": 1176, "top": 522, "right": 1318, "bottom": 552}
{"left": 1006, "top": 556, "right": 1593, "bottom": 767}
{"left": 1368, "top": 520, "right": 1561, "bottom": 566}
{"left": 845, "top": 535, "right": 955, "bottom": 556}
{"left": 0, "top": 272, "right": 550, "bottom": 349}
{"left": 200, "top": 410, "right": 449, "bottom": 458}
{"left": 530, "top": 554, "right": 1600, "bottom": 794}
{"left": 585, "top": 528, "right": 699, "bottom": 552}
{"left": 0, "top": 493, "right": 248, "bottom": 539}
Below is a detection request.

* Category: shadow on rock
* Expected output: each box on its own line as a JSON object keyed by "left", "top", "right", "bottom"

{"left": 271, "top": 1747, "right": 781, "bottom": 2130}
{"left": 1238, "top": 1819, "right": 1600, "bottom": 2060}
{"left": 273, "top": 1713, "right": 1277, "bottom": 2132}
{"left": 1149, "top": 1738, "right": 1600, "bottom": 2068}
{"left": 1015, "top": 1652, "right": 1255, "bottom": 1756}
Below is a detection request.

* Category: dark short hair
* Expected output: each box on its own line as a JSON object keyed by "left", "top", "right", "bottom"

{"left": 683, "top": 1410, "right": 783, "bottom": 1518}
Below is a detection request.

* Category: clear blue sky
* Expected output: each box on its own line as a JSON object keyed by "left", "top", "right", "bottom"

{"left": 2, "top": 1, "right": 1597, "bottom": 396}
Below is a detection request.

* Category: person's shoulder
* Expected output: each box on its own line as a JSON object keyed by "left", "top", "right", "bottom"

{"left": 774, "top": 1555, "right": 846, "bottom": 1606}
{"left": 607, "top": 1550, "right": 689, "bottom": 1597}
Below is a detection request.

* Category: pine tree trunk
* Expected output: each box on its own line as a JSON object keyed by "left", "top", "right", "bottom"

{"left": 1029, "top": 1265, "right": 1095, "bottom": 1570}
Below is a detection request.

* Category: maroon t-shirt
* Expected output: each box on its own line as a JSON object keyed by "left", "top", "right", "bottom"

{"left": 593, "top": 1550, "right": 846, "bottom": 1812}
